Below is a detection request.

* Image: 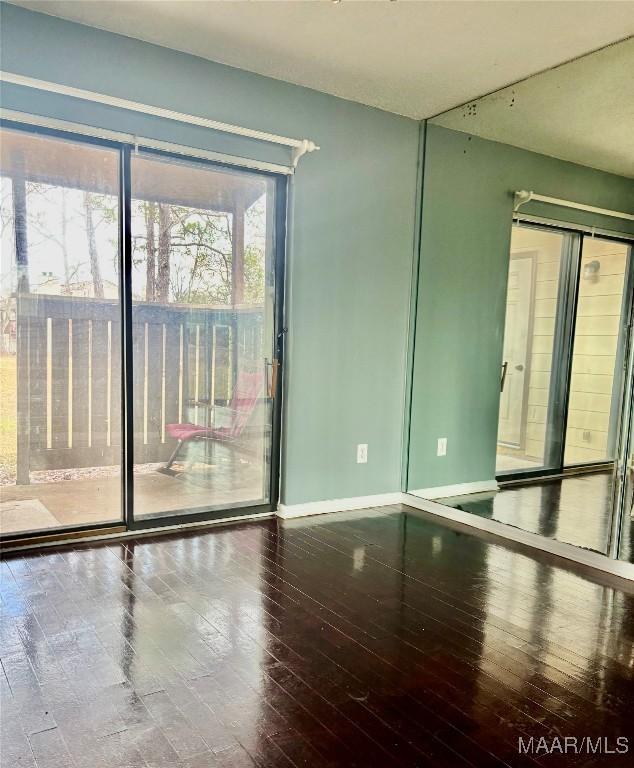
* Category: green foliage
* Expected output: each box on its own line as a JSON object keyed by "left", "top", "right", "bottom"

{"left": 132, "top": 194, "right": 267, "bottom": 306}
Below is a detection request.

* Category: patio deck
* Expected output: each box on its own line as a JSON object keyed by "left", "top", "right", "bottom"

{"left": 0, "top": 453, "right": 265, "bottom": 536}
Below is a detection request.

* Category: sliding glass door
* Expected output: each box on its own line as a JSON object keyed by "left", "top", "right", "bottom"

{"left": 496, "top": 224, "right": 577, "bottom": 475}
{"left": 129, "top": 152, "right": 279, "bottom": 521}
{"left": 0, "top": 127, "right": 123, "bottom": 537}
{"left": 612, "top": 312, "right": 634, "bottom": 564}
{"left": 496, "top": 222, "right": 632, "bottom": 480}
{"left": 564, "top": 237, "right": 632, "bottom": 466}
{"left": 0, "top": 121, "right": 286, "bottom": 541}
{"left": 496, "top": 226, "right": 571, "bottom": 473}
{"left": 614, "top": 376, "right": 634, "bottom": 563}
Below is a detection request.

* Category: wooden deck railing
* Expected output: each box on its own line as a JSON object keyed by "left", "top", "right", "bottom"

{"left": 15, "top": 294, "right": 264, "bottom": 483}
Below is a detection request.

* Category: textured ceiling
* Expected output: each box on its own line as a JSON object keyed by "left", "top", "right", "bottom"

{"left": 8, "top": 0, "right": 634, "bottom": 119}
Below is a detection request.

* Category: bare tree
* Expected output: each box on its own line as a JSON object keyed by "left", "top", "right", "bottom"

{"left": 26, "top": 184, "right": 72, "bottom": 290}
{"left": 60, "top": 189, "right": 71, "bottom": 288}
{"left": 156, "top": 203, "right": 172, "bottom": 303}
{"left": 83, "top": 193, "right": 104, "bottom": 297}
{"left": 144, "top": 202, "right": 157, "bottom": 301}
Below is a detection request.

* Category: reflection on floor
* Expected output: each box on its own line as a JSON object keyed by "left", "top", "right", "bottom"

{"left": 495, "top": 451, "right": 542, "bottom": 473}
{"left": 2, "top": 505, "right": 633, "bottom": 767}
{"left": 0, "top": 448, "right": 264, "bottom": 535}
{"left": 442, "top": 471, "right": 614, "bottom": 555}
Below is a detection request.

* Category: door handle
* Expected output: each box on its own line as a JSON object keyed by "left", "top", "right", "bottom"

{"left": 500, "top": 361, "right": 508, "bottom": 392}
{"left": 515, "top": 364, "right": 524, "bottom": 372}
{"left": 268, "top": 359, "right": 279, "bottom": 398}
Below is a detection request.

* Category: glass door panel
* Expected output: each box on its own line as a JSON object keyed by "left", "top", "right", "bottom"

{"left": 496, "top": 224, "right": 573, "bottom": 475}
{"left": 613, "top": 301, "right": 634, "bottom": 563}
{"left": 564, "top": 238, "right": 632, "bottom": 466}
{"left": 129, "top": 152, "right": 277, "bottom": 520}
{"left": 616, "top": 401, "right": 634, "bottom": 563}
{"left": 0, "top": 127, "right": 122, "bottom": 536}
{"left": 616, "top": 391, "right": 634, "bottom": 563}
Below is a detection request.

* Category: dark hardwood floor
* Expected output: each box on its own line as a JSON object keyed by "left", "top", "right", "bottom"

{"left": 442, "top": 472, "right": 617, "bottom": 556}
{"left": 2, "top": 504, "right": 634, "bottom": 767}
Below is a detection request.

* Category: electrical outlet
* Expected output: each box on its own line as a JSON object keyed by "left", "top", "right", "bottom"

{"left": 437, "top": 437, "right": 447, "bottom": 457}
{"left": 357, "top": 444, "right": 368, "bottom": 464}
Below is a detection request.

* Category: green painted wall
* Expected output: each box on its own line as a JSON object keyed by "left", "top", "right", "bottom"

{"left": 0, "top": 4, "right": 420, "bottom": 505}
{"left": 407, "top": 124, "right": 634, "bottom": 491}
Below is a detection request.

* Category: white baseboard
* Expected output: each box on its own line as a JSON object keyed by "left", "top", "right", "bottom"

{"left": 408, "top": 480, "right": 499, "bottom": 500}
{"left": 277, "top": 492, "right": 402, "bottom": 519}
{"left": 402, "top": 493, "right": 634, "bottom": 582}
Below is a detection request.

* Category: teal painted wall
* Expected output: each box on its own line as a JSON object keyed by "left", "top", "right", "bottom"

{"left": 6, "top": 6, "right": 631, "bottom": 504}
{"left": 407, "top": 124, "right": 634, "bottom": 491}
{"left": 0, "top": 4, "right": 420, "bottom": 505}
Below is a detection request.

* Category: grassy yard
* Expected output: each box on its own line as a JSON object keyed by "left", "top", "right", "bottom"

{"left": 0, "top": 354, "right": 17, "bottom": 481}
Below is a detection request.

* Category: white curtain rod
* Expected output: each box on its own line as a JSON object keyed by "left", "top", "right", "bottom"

{"left": 514, "top": 190, "right": 634, "bottom": 222}
{"left": 0, "top": 108, "right": 295, "bottom": 176}
{"left": 0, "top": 70, "right": 319, "bottom": 166}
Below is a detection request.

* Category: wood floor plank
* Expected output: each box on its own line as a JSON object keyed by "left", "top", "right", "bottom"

{"left": 2, "top": 506, "right": 634, "bottom": 768}
{"left": 277, "top": 525, "right": 629, "bottom": 723}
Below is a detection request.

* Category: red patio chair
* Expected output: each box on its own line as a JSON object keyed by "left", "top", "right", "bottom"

{"left": 161, "top": 369, "right": 264, "bottom": 475}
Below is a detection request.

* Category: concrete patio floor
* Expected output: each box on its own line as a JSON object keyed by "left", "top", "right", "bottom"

{"left": 0, "top": 455, "right": 265, "bottom": 536}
